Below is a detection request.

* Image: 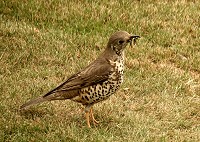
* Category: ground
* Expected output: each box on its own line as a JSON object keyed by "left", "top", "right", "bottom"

{"left": 0, "top": 0, "right": 200, "bottom": 141}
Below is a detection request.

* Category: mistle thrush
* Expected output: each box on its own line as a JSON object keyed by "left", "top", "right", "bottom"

{"left": 20, "top": 31, "right": 140, "bottom": 127}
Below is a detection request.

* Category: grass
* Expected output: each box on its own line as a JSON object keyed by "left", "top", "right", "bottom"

{"left": 0, "top": 0, "right": 200, "bottom": 141}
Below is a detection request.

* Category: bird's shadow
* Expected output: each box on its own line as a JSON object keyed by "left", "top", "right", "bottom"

{"left": 18, "top": 108, "right": 117, "bottom": 129}
{"left": 19, "top": 108, "right": 50, "bottom": 120}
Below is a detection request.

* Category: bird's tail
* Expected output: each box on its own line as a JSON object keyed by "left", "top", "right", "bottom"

{"left": 20, "top": 97, "right": 47, "bottom": 110}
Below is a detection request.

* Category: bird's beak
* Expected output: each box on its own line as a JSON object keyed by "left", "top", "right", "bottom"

{"left": 129, "top": 35, "right": 140, "bottom": 47}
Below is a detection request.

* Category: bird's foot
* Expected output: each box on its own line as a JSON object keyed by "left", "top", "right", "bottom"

{"left": 90, "top": 108, "right": 99, "bottom": 125}
{"left": 85, "top": 107, "right": 100, "bottom": 128}
{"left": 92, "top": 118, "right": 99, "bottom": 125}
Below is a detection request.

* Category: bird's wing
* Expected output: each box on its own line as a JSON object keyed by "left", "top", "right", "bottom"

{"left": 43, "top": 58, "right": 113, "bottom": 97}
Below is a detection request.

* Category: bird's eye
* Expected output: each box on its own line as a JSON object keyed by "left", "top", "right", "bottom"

{"left": 118, "top": 40, "right": 124, "bottom": 44}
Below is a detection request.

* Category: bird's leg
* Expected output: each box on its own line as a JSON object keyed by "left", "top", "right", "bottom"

{"left": 90, "top": 108, "right": 99, "bottom": 124}
{"left": 85, "top": 105, "right": 92, "bottom": 128}
{"left": 85, "top": 111, "right": 91, "bottom": 128}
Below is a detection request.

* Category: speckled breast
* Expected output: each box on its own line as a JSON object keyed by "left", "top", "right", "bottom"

{"left": 72, "top": 56, "right": 124, "bottom": 105}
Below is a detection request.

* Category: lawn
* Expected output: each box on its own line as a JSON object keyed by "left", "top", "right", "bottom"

{"left": 0, "top": 0, "right": 200, "bottom": 141}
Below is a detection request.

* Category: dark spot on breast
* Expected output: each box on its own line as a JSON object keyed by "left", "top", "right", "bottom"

{"left": 105, "top": 92, "right": 109, "bottom": 96}
{"left": 85, "top": 96, "right": 89, "bottom": 101}
{"left": 85, "top": 90, "right": 90, "bottom": 94}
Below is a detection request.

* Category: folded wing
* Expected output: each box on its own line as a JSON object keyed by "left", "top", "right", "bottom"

{"left": 43, "top": 58, "right": 112, "bottom": 99}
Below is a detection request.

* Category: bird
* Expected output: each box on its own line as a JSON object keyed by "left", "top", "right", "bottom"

{"left": 20, "top": 31, "right": 140, "bottom": 127}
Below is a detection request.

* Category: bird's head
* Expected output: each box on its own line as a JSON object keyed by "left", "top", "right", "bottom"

{"left": 107, "top": 31, "right": 140, "bottom": 55}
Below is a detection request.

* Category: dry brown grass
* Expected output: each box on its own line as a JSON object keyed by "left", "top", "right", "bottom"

{"left": 1, "top": 0, "right": 200, "bottom": 141}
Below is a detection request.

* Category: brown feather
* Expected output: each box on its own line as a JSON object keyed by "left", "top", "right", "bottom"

{"left": 43, "top": 57, "right": 113, "bottom": 98}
